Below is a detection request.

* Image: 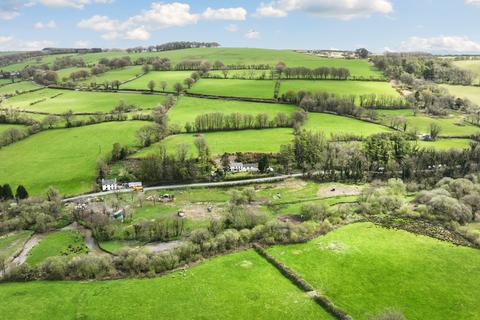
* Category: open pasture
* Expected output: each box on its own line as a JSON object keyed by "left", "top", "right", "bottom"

{"left": 188, "top": 79, "right": 276, "bottom": 99}
{"left": 80, "top": 66, "right": 144, "bottom": 86}
{"left": 122, "top": 71, "right": 193, "bottom": 92}
{"left": 279, "top": 80, "right": 400, "bottom": 98}
{"left": 0, "top": 81, "right": 43, "bottom": 96}
{"left": 267, "top": 222, "right": 480, "bottom": 320}
{"left": 3, "top": 89, "right": 164, "bottom": 114}
{"left": 416, "top": 138, "right": 472, "bottom": 150}
{"left": 0, "top": 250, "right": 332, "bottom": 320}
{"left": 440, "top": 84, "right": 480, "bottom": 105}
{"left": 452, "top": 60, "right": 480, "bottom": 83}
{"left": 135, "top": 128, "right": 294, "bottom": 157}
{"left": 78, "top": 48, "right": 383, "bottom": 78}
{"left": 303, "top": 113, "right": 392, "bottom": 137}
{"left": 167, "top": 97, "right": 298, "bottom": 130}
{"left": 0, "top": 121, "right": 149, "bottom": 196}
{"left": 26, "top": 230, "right": 88, "bottom": 266}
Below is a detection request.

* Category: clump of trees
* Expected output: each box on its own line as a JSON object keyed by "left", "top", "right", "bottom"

{"left": 186, "top": 112, "right": 298, "bottom": 133}
{"left": 52, "top": 56, "right": 85, "bottom": 70}
{"left": 372, "top": 52, "right": 474, "bottom": 85}
{"left": 281, "top": 66, "right": 351, "bottom": 80}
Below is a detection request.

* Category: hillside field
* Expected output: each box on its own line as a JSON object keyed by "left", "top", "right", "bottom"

{"left": 0, "top": 121, "right": 148, "bottom": 196}
{"left": 122, "top": 71, "right": 194, "bottom": 92}
{"left": 303, "top": 113, "right": 392, "bottom": 137}
{"left": 452, "top": 60, "right": 480, "bottom": 83}
{"left": 79, "top": 66, "right": 144, "bottom": 85}
{"left": 135, "top": 128, "right": 294, "bottom": 157}
{"left": 0, "top": 82, "right": 43, "bottom": 96}
{"left": 267, "top": 222, "right": 480, "bottom": 320}
{"left": 3, "top": 88, "right": 164, "bottom": 114}
{"left": 167, "top": 97, "right": 299, "bottom": 130}
{"left": 440, "top": 84, "right": 480, "bottom": 106}
{"left": 188, "top": 79, "right": 277, "bottom": 99}
{"left": 0, "top": 250, "right": 332, "bottom": 320}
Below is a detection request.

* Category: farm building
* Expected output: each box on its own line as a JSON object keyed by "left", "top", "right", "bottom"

{"left": 101, "top": 178, "right": 118, "bottom": 191}
{"left": 229, "top": 162, "right": 259, "bottom": 173}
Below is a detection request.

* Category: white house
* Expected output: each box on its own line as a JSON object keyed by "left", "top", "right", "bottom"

{"left": 229, "top": 161, "right": 259, "bottom": 173}
{"left": 101, "top": 178, "right": 118, "bottom": 191}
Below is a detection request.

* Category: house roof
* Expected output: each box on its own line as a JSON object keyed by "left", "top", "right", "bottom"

{"left": 102, "top": 179, "right": 117, "bottom": 185}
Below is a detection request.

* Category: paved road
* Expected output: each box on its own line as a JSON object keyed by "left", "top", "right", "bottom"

{"left": 63, "top": 173, "right": 304, "bottom": 202}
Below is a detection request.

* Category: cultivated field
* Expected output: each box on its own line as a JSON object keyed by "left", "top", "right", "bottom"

{"left": 3, "top": 89, "right": 164, "bottom": 114}
{"left": 167, "top": 97, "right": 298, "bottom": 130}
{"left": 0, "top": 121, "right": 148, "bottom": 195}
{"left": 0, "top": 250, "right": 332, "bottom": 320}
{"left": 267, "top": 222, "right": 480, "bottom": 319}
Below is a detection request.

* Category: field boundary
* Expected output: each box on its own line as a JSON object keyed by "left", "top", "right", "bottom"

{"left": 253, "top": 244, "right": 352, "bottom": 320}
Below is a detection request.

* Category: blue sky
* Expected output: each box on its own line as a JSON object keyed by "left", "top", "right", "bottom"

{"left": 1, "top": 0, "right": 480, "bottom": 53}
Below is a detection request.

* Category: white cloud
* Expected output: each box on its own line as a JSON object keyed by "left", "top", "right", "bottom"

{"left": 225, "top": 24, "right": 238, "bottom": 32}
{"left": 78, "top": 15, "right": 120, "bottom": 32}
{"left": 34, "top": 20, "right": 57, "bottom": 29}
{"left": 399, "top": 36, "right": 480, "bottom": 53}
{"left": 255, "top": 0, "right": 393, "bottom": 20}
{"left": 74, "top": 40, "right": 90, "bottom": 47}
{"left": 34, "top": 0, "right": 113, "bottom": 9}
{"left": 126, "top": 2, "right": 199, "bottom": 29}
{"left": 255, "top": 3, "right": 287, "bottom": 17}
{"left": 465, "top": 0, "right": 480, "bottom": 6}
{"left": 202, "top": 7, "right": 247, "bottom": 20}
{"left": 245, "top": 29, "right": 260, "bottom": 39}
{"left": 0, "top": 0, "right": 23, "bottom": 20}
{"left": 0, "top": 36, "right": 13, "bottom": 45}
{"left": 125, "top": 27, "right": 150, "bottom": 41}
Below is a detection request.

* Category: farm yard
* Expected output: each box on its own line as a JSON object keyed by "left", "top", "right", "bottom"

{"left": 1, "top": 44, "right": 480, "bottom": 320}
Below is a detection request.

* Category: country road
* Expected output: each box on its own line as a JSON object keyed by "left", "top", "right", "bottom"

{"left": 63, "top": 173, "right": 304, "bottom": 202}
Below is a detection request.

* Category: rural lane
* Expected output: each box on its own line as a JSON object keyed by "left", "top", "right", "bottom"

{"left": 63, "top": 173, "right": 304, "bottom": 203}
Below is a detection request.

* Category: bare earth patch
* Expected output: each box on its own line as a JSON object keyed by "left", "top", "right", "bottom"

{"left": 317, "top": 183, "right": 362, "bottom": 198}
{"left": 177, "top": 203, "right": 223, "bottom": 220}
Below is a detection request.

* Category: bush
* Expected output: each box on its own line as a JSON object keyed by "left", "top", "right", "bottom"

{"left": 300, "top": 203, "right": 329, "bottom": 221}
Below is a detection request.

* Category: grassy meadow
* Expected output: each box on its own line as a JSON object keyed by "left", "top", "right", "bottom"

{"left": 0, "top": 123, "right": 26, "bottom": 135}
{"left": 122, "top": 71, "right": 193, "bottom": 91}
{"left": 303, "top": 113, "right": 392, "bottom": 137}
{"left": 452, "top": 60, "right": 480, "bottom": 83}
{"left": 0, "top": 121, "right": 148, "bottom": 196}
{"left": 0, "top": 231, "right": 33, "bottom": 261}
{"left": 440, "top": 84, "right": 480, "bottom": 105}
{"left": 167, "top": 96, "right": 298, "bottom": 130}
{"left": 188, "top": 79, "right": 277, "bottom": 99}
{"left": 279, "top": 80, "right": 400, "bottom": 98}
{"left": 0, "top": 81, "right": 43, "bottom": 96}
{"left": 80, "top": 66, "right": 145, "bottom": 85}
{"left": 267, "top": 222, "right": 480, "bottom": 320}
{"left": 417, "top": 138, "right": 472, "bottom": 150}
{"left": 135, "top": 128, "right": 294, "bottom": 157}
{"left": 26, "top": 230, "right": 88, "bottom": 266}
{"left": 3, "top": 89, "right": 164, "bottom": 113}
{"left": 0, "top": 250, "right": 332, "bottom": 320}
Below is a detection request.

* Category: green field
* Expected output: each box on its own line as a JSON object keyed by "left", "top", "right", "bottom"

{"left": 122, "top": 71, "right": 193, "bottom": 92}
{"left": 417, "top": 138, "right": 472, "bottom": 150}
{"left": 0, "top": 123, "right": 26, "bottom": 135}
{"left": 81, "top": 66, "right": 144, "bottom": 86}
{"left": 189, "top": 79, "right": 276, "bottom": 99}
{"left": 168, "top": 97, "right": 299, "bottom": 130}
{"left": 0, "top": 250, "right": 332, "bottom": 320}
{"left": 0, "top": 82, "right": 43, "bottom": 96}
{"left": 0, "top": 121, "right": 148, "bottom": 195}
{"left": 0, "top": 53, "right": 75, "bottom": 72}
{"left": 453, "top": 60, "right": 480, "bottom": 83}
{"left": 303, "top": 113, "right": 392, "bottom": 137}
{"left": 27, "top": 230, "right": 88, "bottom": 266}
{"left": 406, "top": 115, "right": 478, "bottom": 136}
{"left": 56, "top": 67, "right": 90, "bottom": 82}
{"left": 0, "top": 231, "right": 33, "bottom": 261}
{"left": 135, "top": 128, "right": 294, "bottom": 157}
{"left": 279, "top": 80, "right": 400, "bottom": 98}
{"left": 76, "top": 48, "right": 383, "bottom": 78}
{"left": 208, "top": 69, "right": 274, "bottom": 80}
{"left": 440, "top": 84, "right": 480, "bottom": 105}
{"left": 267, "top": 222, "right": 480, "bottom": 320}
{"left": 3, "top": 89, "right": 164, "bottom": 114}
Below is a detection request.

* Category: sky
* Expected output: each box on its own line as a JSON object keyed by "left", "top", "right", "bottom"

{"left": 0, "top": 0, "right": 480, "bottom": 53}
